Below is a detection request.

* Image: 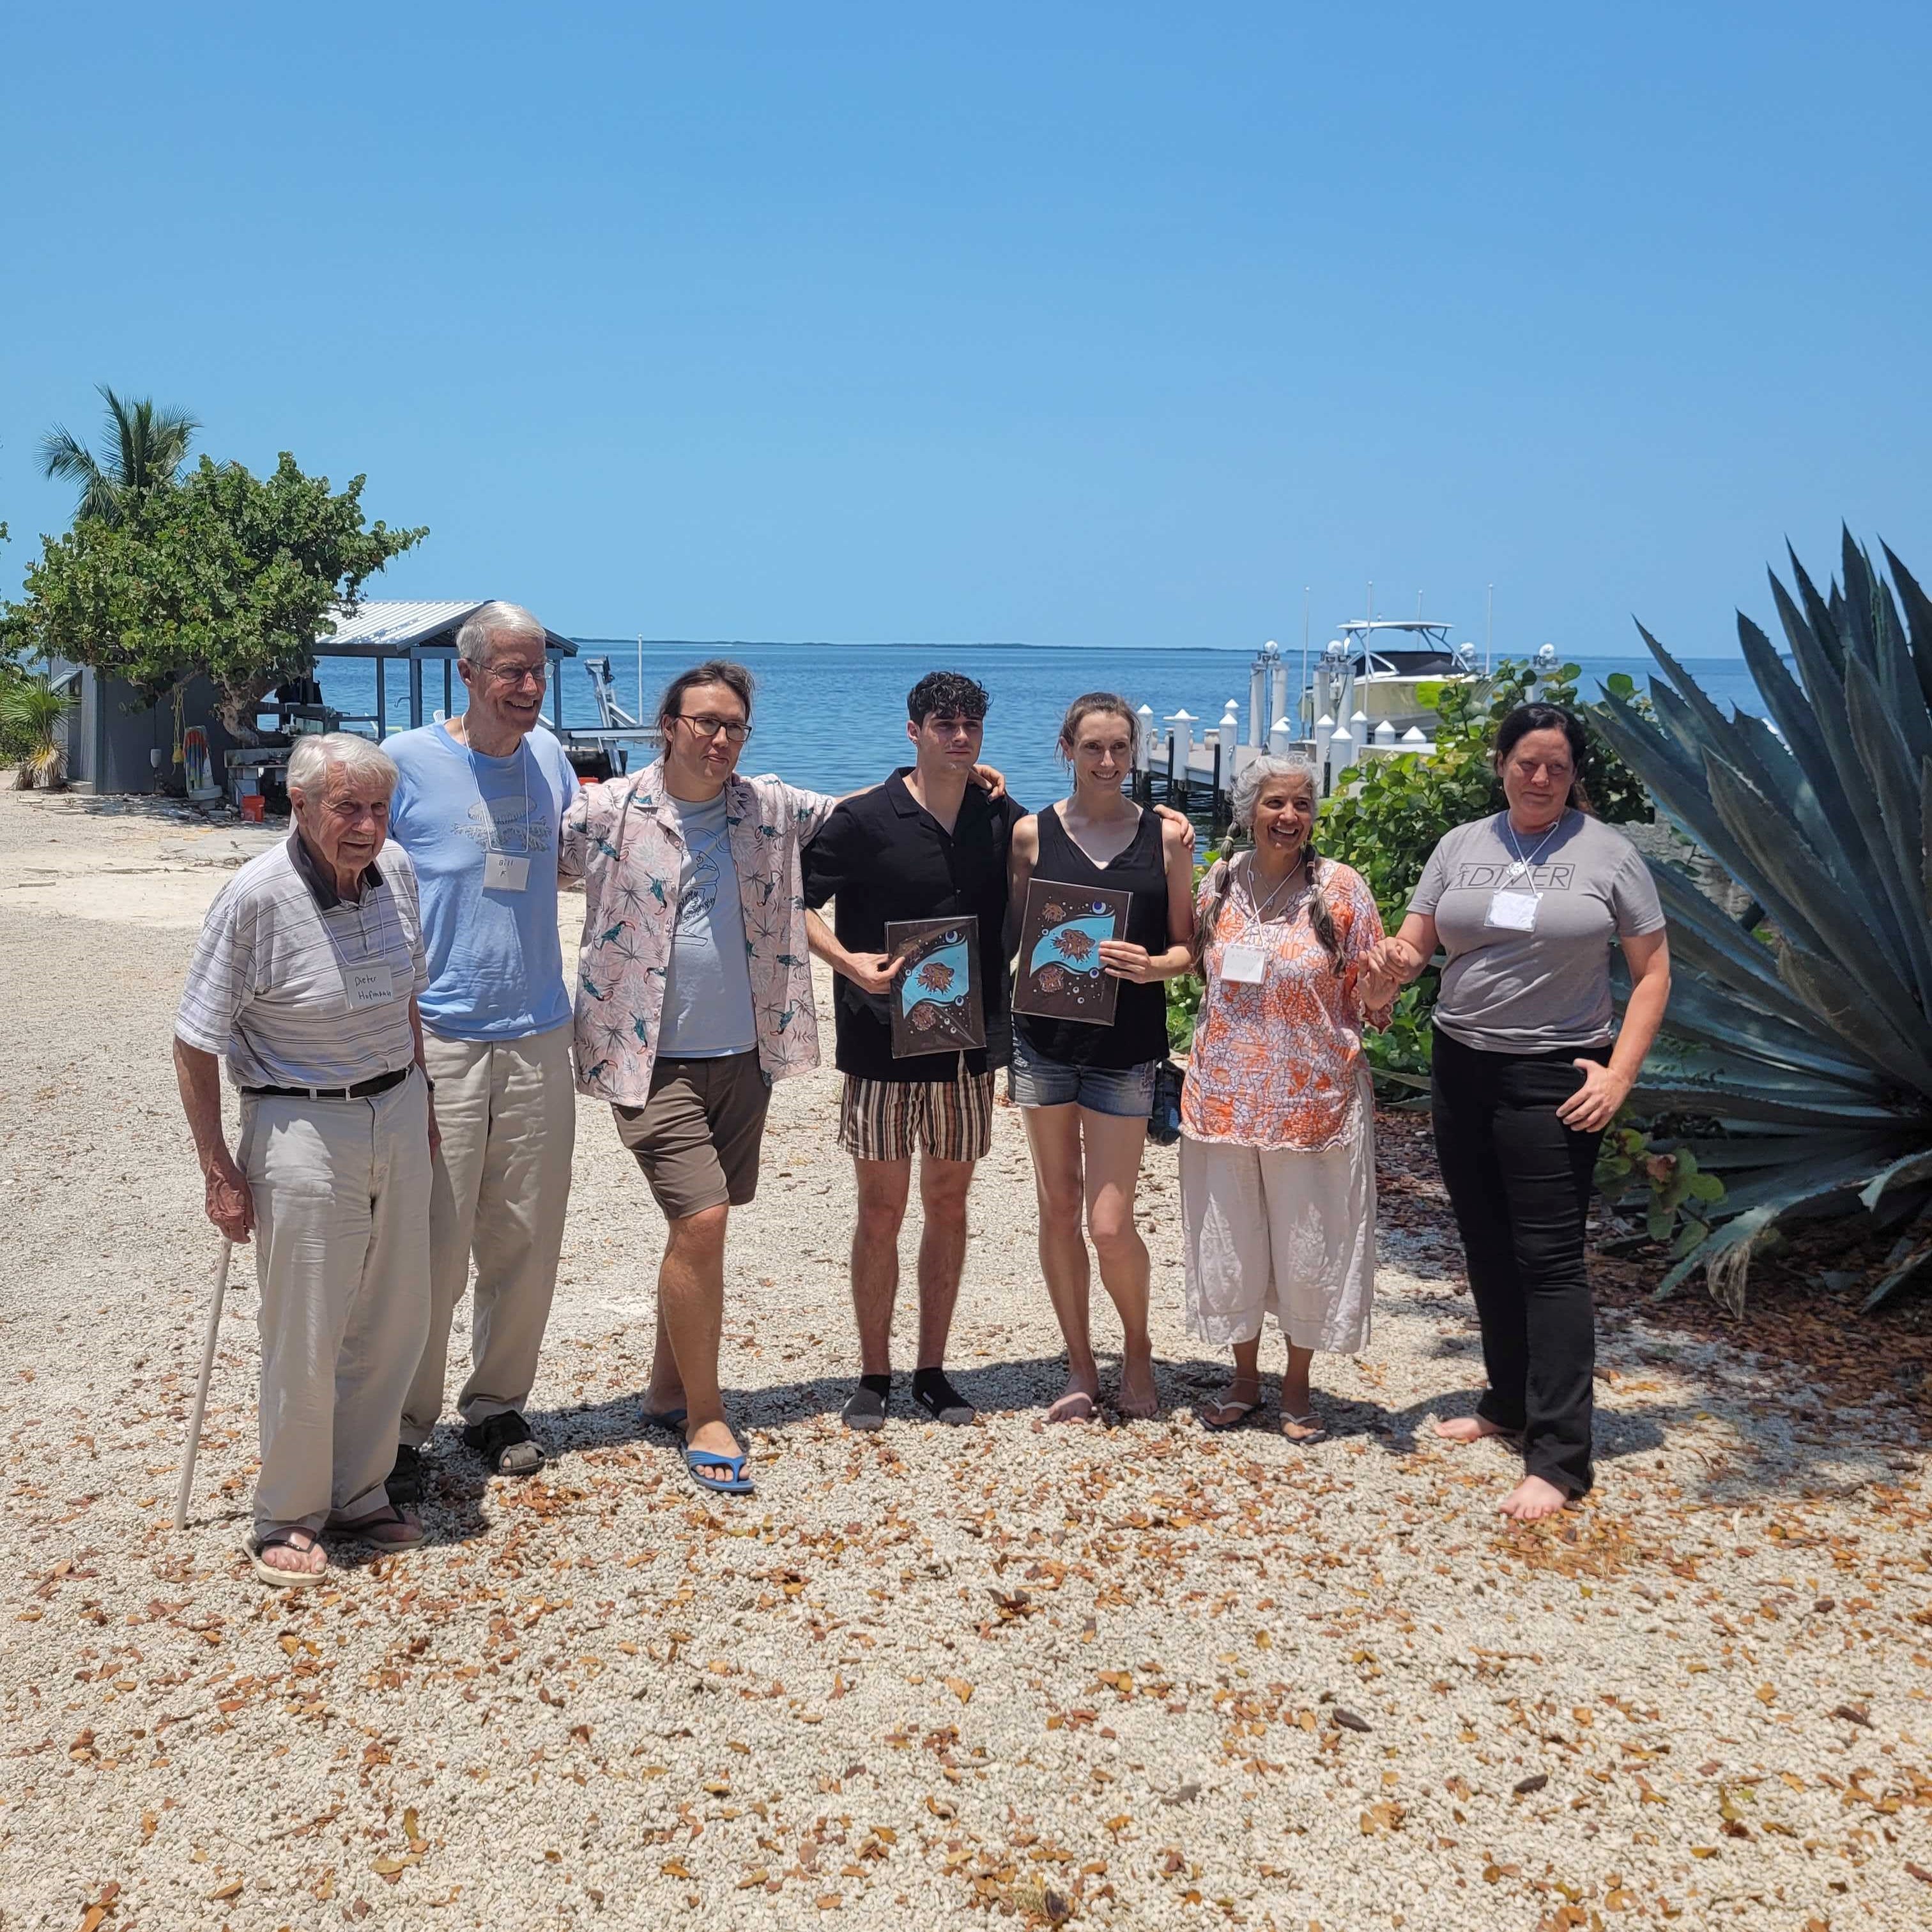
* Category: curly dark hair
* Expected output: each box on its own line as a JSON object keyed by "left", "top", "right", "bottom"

{"left": 907, "top": 671, "right": 990, "bottom": 725}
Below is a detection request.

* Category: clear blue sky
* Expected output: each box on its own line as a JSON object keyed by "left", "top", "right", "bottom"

{"left": 3, "top": 4, "right": 1927, "bottom": 656}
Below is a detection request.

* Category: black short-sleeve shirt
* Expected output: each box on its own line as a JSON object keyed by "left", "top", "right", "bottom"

{"left": 803, "top": 769, "right": 1027, "bottom": 1084}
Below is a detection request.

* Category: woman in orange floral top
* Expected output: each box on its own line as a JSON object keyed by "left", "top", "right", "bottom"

{"left": 1181, "top": 756, "right": 1388, "bottom": 1439}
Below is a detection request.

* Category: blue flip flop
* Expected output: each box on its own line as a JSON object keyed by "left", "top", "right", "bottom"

{"left": 641, "top": 1406, "right": 688, "bottom": 1434}
{"left": 684, "top": 1447, "right": 755, "bottom": 1496}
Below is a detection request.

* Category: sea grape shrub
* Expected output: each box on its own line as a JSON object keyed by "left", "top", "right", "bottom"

{"left": 1596, "top": 1124, "right": 1727, "bottom": 1258}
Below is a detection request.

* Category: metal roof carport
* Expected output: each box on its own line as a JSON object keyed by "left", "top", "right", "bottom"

{"left": 314, "top": 600, "right": 578, "bottom": 739}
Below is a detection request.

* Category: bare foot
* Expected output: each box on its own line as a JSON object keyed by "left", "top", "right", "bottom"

{"left": 1434, "top": 1414, "right": 1511, "bottom": 1446}
{"left": 1498, "top": 1474, "right": 1571, "bottom": 1521}
{"left": 1047, "top": 1384, "right": 1099, "bottom": 1423}
{"left": 686, "top": 1416, "right": 743, "bottom": 1460}
{"left": 259, "top": 1528, "right": 326, "bottom": 1577}
{"left": 1116, "top": 1353, "right": 1158, "bottom": 1421}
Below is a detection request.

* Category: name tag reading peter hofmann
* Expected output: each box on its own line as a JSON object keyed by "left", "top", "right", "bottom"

{"left": 1485, "top": 889, "right": 1541, "bottom": 933}
{"left": 345, "top": 962, "right": 396, "bottom": 1010}
{"left": 484, "top": 851, "right": 531, "bottom": 893}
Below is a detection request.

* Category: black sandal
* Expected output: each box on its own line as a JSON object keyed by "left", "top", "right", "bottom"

{"left": 463, "top": 1410, "right": 544, "bottom": 1475}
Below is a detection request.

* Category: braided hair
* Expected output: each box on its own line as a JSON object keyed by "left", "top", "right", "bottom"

{"left": 1227, "top": 755, "right": 1344, "bottom": 972}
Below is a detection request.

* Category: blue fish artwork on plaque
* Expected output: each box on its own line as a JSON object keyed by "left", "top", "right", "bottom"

{"left": 885, "top": 914, "right": 987, "bottom": 1056}
{"left": 1013, "top": 879, "right": 1131, "bottom": 1027}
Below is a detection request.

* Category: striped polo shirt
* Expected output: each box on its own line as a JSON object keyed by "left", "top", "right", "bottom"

{"left": 176, "top": 832, "right": 427, "bottom": 1091}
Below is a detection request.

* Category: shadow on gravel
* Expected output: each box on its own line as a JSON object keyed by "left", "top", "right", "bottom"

{"left": 518, "top": 1353, "right": 1293, "bottom": 1459}
{"left": 1338, "top": 1388, "right": 1671, "bottom": 1466}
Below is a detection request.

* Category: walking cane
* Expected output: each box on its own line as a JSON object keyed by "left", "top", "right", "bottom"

{"left": 173, "top": 1239, "right": 234, "bottom": 1531}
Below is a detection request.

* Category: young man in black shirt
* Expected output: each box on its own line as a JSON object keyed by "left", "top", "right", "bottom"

{"left": 803, "top": 672, "right": 1025, "bottom": 1429}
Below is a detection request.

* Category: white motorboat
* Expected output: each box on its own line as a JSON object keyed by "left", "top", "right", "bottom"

{"left": 1300, "top": 618, "right": 1491, "bottom": 739}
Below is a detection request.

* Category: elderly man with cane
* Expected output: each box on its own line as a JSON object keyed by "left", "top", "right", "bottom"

{"left": 383, "top": 602, "right": 580, "bottom": 1496}
{"left": 173, "top": 733, "right": 435, "bottom": 1585}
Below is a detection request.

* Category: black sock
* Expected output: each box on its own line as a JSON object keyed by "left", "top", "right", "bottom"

{"left": 860, "top": 1373, "right": 892, "bottom": 1399}
{"left": 912, "top": 1366, "right": 960, "bottom": 1404}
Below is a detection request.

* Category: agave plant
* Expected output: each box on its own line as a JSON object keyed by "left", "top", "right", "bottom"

{"left": 1592, "top": 533, "right": 1932, "bottom": 1312}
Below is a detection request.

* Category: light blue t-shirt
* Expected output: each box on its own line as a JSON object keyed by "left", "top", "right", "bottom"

{"left": 386, "top": 720, "right": 579, "bottom": 1041}
{"left": 659, "top": 788, "right": 757, "bottom": 1057}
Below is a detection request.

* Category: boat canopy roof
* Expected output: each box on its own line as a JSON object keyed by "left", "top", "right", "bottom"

{"left": 1334, "top": 618, "right": 1463, "bottom": 678}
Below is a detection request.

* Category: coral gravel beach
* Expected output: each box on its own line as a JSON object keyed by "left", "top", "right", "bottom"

{"left": 1, "top": 788, "right": 1929, "bottom": 1931}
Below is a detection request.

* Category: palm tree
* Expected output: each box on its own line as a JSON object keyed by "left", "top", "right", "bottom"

{"left": 0, "top": 677, "right": 71, "bottom": 790}
{"left": 38, "top": 385, "right": 199, "bottom": 524}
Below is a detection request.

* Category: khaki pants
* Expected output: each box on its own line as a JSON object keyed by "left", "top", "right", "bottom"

{"left": 401, "top": 1022, "right": 576, "bottom": 1444}
{"left": 240, "top": 1075, "right": 433, "bottom": 1534}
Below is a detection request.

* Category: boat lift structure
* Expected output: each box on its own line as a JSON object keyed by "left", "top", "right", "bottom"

{"left": 223, "top": 601, "right": 661, "bottom": 806}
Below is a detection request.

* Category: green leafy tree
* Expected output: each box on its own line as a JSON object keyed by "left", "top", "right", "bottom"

{"left": 3, "top": 453, "right": 427, "bottom": 736}
{"left": 38, "top": 385, "right": 200, "bottom": 525}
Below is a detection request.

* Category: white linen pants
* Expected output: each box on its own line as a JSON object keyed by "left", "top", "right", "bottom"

{"left": 1179, "top": 1122, "right": 1376, "bottom": 1354}
{"left": 240, "top": 1075, "right": 433, "bottom": 1534}
{"left": 401, "top": 1022, "right": 576, "bottom": 1444}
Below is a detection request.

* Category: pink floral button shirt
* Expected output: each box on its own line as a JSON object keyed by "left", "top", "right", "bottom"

{"left": 560, "top": 761, "right": 838, "bottom": 1105}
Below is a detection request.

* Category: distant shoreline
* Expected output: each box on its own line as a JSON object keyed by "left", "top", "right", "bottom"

{"left": 565, "top": 638, "right": 1757, "bottom": 661}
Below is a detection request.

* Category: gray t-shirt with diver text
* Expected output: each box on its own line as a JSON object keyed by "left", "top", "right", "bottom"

{"left": 1409, "top": 810, "right": 1665, "bottom": 1054}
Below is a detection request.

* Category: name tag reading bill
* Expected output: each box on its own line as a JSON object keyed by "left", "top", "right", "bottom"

{"left": 1485, "top": 889, "right": 1541, "bottom": 933}
{"left": 345, "top": 962, "right": 396, "bottom": 1010}
{"left": 483, "top": 851, "right": 531, "bottom": 892}
{"left": 1220, "top": 943, "right": 1268, "bottom": 984}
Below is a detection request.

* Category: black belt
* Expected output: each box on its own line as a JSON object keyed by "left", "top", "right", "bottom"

{"left": 242, "top": 1066, "right": 413, "bottom": 1101}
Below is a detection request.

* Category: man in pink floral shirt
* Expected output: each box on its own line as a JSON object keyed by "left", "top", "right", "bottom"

{"left": 564, "top": 661, "right": 1004, "bottom": 1498}
{"left": 560, "top": 661, "right": 838, "bottom": 1498}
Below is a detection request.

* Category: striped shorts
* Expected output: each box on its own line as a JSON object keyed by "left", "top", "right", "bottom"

{"left": 838, "top": 1068, "right": 996, "bottom": 1164}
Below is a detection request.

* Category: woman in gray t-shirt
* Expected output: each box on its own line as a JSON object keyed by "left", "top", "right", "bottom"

{"left": 1361, "top": 703, "right": 1671, "bottom": 1521}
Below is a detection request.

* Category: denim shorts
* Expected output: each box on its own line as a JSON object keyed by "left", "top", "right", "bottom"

{"left": 1006, "top": 1034, "right": 1159, "bottom": 1117}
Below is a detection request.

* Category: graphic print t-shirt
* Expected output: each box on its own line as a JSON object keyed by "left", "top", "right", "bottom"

{"left": 1409, "top": 811, "right": 1665, "bottom": 1053}
{"left": 387, "top": 721, "right": 579, "bottom": 1040}
{"left": 659, "top": 788, "right": 757, "bottom": 1057}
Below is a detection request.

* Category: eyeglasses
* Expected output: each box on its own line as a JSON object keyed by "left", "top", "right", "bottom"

{"left": 676, "top": 713, "right": 752, "bottom": 744}
{"left": 484, "top": 661, "right": 548, "bottom": 687}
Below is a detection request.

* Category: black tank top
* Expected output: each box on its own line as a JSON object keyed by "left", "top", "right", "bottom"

{"left": 1016, "top": 803, "right": 1172, "bottom": 1070}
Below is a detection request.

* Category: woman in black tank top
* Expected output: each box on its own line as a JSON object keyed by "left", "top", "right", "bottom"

{"left": 1006, "top": 694, "right": 1197, "bottom": 1423}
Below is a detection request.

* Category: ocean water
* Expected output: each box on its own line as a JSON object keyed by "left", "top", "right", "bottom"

{"left": 312, "top": 643, "right": 1773, "bottom": 813}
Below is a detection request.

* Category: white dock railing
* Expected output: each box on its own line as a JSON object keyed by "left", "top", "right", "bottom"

{"left": 1133, "top": 643, "right": 1439, "bottom": 811}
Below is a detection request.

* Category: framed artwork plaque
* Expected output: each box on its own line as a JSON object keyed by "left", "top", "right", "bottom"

{"left": 886, "top": 914, "right": 986, "bottom": 1057}
{"left": 1011, "top": 878, "right": 1131, "bottom": 1026}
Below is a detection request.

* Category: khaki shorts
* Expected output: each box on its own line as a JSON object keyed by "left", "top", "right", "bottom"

{"left": 838, "top": 1068, "right": 995, "bottom": 1164}
{"left": 614, "top": 1052, "right": 771, "bottom": 1220}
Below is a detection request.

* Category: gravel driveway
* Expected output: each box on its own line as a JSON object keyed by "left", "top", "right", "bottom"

{"left": 1, "top": 791, "right": 1928, "bottom": 1931}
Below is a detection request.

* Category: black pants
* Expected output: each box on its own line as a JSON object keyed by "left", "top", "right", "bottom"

{"left": 1430, "top": 1028, "right": 1611, "bottom": 1498}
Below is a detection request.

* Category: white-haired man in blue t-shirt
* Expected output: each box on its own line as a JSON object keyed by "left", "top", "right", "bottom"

{"left": 383, "top": 602, "right": 580, "bottom": 1496}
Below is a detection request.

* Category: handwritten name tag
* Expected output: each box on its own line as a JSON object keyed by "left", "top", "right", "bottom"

{"left": 345, "top": 962, "right": 396, "bottom": 1009}
{"left": 1484, "top": 889, "right": 1540, "bottom": 933}
{"left": 484, "top": 850, "right": 531, "bottom": 892}
{"left": 1220, "top": 943, "right": 1268, "bottom": 984}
